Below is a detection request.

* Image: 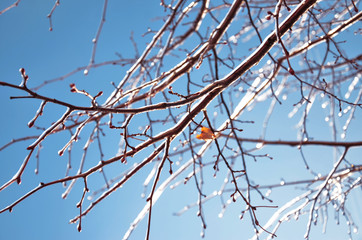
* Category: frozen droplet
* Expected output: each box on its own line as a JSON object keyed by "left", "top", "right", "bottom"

{"left": 226, "top": 199, "right": 232, "bottom": 204}
{"left": 212, "top": 191, "right": 218, "bottom": 196}
{"left": 173, "top": 147, "right": 177, "bottom": 151}
{"left": 343, "top": 106, "right": 352, "bottom": 114}
{"left": 92, "top": 38, "right": 96, "bottom": 43}
{"left": 341, "top": 133, "right": 346, "bottom": 139}
{"left": 343, "top": 125, "right": 347, "bottom": 131}
{"left": 325, "top": 117, "right": 329, "bottom": 122}
{"left": 254, "top": 77, "right": 261, "bottom": 86}
{"left": 280, "top": 180, "right": 285, "bottom": 186}
{"left": 265, "top": 189, "right": 272, "bottom": 197}
{"left": 256, "top": 142, "right": 264, "bottom": 149}
{"left": 321, "top": 102, "right": 328, "bottom": 109}
{"left": 338, "top": 112, "right": 342, "bottom": 117}
{"left": 323, "top": 189, "right": 329, "bottom": 196}
{"left": 218, "top": 213, "right": 223, "bottom": 218}
{"left": 141, "top": 193, "right": 145, "bottom": 198}
{"left": 229, "top": 35, "right": 237, "bottom": 44}
{"left": 224, "top": 178, "right": 228, "bottom": 183}
{"left": 238, "top": 86, "right": 243, "bottom": 92}
{"left": 282, "top": 94, "right": 287, "bottom": 101}
{"left": 353, "top": 227, "right": 358, "bottom": 233}
{"left": 213, "top": 111, "right": 218, "bottom": 117}
{"left": 345, "top": 76, "right": 359, "bottom": 99}
{"left": 83, "top": 69, "right": 89, "bottom": 75}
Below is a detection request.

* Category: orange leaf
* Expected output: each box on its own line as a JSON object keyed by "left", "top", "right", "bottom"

{"left": 196, "top": 127, "right": 215, "bottom": 141}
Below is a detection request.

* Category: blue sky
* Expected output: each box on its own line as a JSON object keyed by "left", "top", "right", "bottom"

{"left": 0, "top": 1, "right": 361, "bottom": 240}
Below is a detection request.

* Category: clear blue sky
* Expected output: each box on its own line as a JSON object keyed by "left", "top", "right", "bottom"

{"left": 0, "top": 1, "right": 361, "bottom": 240}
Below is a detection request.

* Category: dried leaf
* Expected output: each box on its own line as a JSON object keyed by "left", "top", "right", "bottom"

{"left": 196, "top": 127, "right": 215, "bottom": 141}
